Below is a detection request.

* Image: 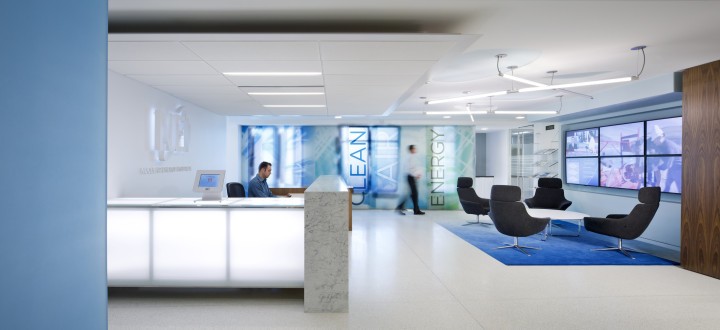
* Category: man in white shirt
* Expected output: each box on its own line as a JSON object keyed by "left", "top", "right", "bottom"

{"left": 396, "top": 145, "right": 425, "bottom": 215}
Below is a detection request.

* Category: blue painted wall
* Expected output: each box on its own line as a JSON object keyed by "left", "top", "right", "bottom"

{"left": 0, "top": 1, "right": 108, "bottom": 329}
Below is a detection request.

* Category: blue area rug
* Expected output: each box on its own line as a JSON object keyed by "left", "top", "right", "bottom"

{"left": 438, "top": 220, "right": 678, "bottom": 266}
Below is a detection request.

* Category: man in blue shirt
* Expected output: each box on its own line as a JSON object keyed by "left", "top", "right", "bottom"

{"left": 248, "top": 162, "right": 275, "bottom": 197}
{"left": 248, "top": 162, "right": 290, "bottom": 197}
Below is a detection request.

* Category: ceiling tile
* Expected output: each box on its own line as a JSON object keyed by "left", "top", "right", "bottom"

{"left": 325, "top": 85, "right": 409, "bottom": 115}
{"left": 324, "top": 74, "right": 420, "bottom": 86}
{"left": 206, "top": 60, "right": 322, "bottom": 73}
{"left": 224, "top": 76, "right": 325, "bottom": 87}
{"left": 323, "top": 60, "right": 435, "bottom": 75}
{"left": 267, "top": 108, "right": 329, "bottom": 116}
{"left": 246, "top": 94, "right": 326, "bottom": 105}
{"left": 183, "top": 42, "right": 321, "bottom": 61}
{"left": 109, "top": 42, "right": 201, "bottom": 61}
{"left": 127, "top": 74, "right": 232, "bottom": 86}
{"left": 109, "top": 61, "right": 217, "bottom": 75}
{"left": 320, "top": 41, "right": 456, "bottom": 61}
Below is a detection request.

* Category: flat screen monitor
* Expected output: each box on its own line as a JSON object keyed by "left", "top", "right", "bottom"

{"left": 647, "top": 117, "right": 682, "bottom": 155}
{"left": 646, "top": 156, "right": 682, "bottom": 193}
{"left": 566, "top": 128, "right": 599, "bottom": 157}
{"left": 565, "top": 158, "right": 599, "bottom": 186}
{"left": 600, "top": 157, "right": 644, "bottom": 190}
{"left": 599, "top": 122, "right": 644, "bottom": 156}
{"left": 193, "top": 170, "right": 226, "bottom": 201}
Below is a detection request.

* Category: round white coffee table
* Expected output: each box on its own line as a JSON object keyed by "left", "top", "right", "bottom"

{"left": 526, "top": 208, "right": 589, "bottom": 241}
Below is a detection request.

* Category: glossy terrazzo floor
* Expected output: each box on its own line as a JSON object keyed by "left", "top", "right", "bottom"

{"left": 108, "top": 210, "right": 720, "bottom": 329}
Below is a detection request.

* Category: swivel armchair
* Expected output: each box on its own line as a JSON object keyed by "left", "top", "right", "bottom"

{"left": 456, "top": 177, "right": 491, "bottom": 226}
{"left": 583, "top": 187, "right": 661, "bottom": 259}
{"left": 524, "top": 178, "right": 572, "bottom": 210}
{"left": 489, "top": 185, "right": 551, "bottom": 255}
{"left": 226, "top": 182, "right": 246, "bottom": 198}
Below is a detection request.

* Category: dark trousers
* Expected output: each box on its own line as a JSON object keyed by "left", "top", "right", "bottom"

{"left": 397, "top": 175, "right": 420, "bottom": 213}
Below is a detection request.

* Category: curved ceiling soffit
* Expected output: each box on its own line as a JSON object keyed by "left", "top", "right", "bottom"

{"left": 429, "top": 49, "right": 542, "bottom": 83}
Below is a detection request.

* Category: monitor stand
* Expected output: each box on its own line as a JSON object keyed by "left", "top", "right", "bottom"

{"left": 201, "top": 190, "right": 222, "bottom": 201}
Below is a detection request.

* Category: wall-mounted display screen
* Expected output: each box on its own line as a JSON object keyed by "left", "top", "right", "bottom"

{"left": 566, "top": 158, "right": 599, "bottom": 186}
{"left": 647, "top": 117, "right": 682, "bottom": 155}
{"left": 600, "top": 157, "right": 644, "bottom": 190}
{"left": 599, "top": 122, "right": 644, "bottom": 156}
{"left": 564, "top": 116, "right": 682, "bottom": 194}
{"left": 566, "top": 128, "right": 599, "bottom": 157}
{"left": 646, "top": 156, "right": 682, "bottom": 193}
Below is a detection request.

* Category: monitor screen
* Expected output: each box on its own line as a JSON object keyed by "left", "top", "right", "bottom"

{"left": 566, "top": 128, "right": 599, "bottom": 157}
{"left": 198, "top": 174, "right": 221, "bottom": 188}
{"left": 646, "top": 156, "right": 682, "bottom": 193}
{"left": 192, "top": 170, "right": 226, "bottom": 193}
{"left": 599, "top": 122, "right": 644, "bottom": 156}
{"left": 647, "top": 117, "right": 682, "bottom": 155}
{"left": 600, "top": 157, "right": 644, "bottom": 190}
{"left": 565, "top": 158, "right": 599, "bottom": 186}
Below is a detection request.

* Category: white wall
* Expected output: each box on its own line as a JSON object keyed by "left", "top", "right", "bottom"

{"left": 225, "top": 118, "right": 242, "bottom": 184}
{"left": 108, "top": 71, "right": 226, "bottom": 198}
{"left": 486, "top": 130, "right": 510, "bottom": 185}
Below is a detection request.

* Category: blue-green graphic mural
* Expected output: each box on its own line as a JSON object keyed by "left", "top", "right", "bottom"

{"left": 238, "top": 125, "right": 474, "bottom": 210}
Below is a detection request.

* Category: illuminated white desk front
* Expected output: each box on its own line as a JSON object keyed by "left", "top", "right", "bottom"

{"left": 107, "top": 197, "right": 304, "bottom": 288}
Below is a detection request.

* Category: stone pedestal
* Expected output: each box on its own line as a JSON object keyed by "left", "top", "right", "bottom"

{"left": 304, "top": 175, "right": 349, "bottom": 312}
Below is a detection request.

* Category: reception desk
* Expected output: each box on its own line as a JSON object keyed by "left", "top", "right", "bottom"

{"left": 107, "top": 197, "right": 305, "bottom": 288}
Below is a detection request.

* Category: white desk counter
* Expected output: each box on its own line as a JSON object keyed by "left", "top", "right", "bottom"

{"left": 108, "top": 196, "right": 304, "bottom": 208}
{"left": 107, "top": 197, "right": 305, "bottom": 288}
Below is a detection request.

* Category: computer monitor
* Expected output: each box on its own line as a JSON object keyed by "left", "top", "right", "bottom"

{"left": 192, "top": 170, "right": 226, "bottom": 201}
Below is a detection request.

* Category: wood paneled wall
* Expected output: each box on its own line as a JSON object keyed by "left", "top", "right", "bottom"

{"left": 681, "top": 60, "right": 720, "bottom": 279}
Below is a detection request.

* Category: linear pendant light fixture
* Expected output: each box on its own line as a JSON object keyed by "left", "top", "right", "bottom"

{"left": 500, "top": 46, "right": 646, "bottom": 93}
{"left": 425, "top": 90, "right": 508, "bottom": 105}
{"left": 263, "top": 105, "right": 326, "bottom": 108}
{"left": 223, "top": 72, "right": 322, "bottom": 76}
{"left": 518, "top": 76, "right": 637, "bottom": 92}
{"left": 425, "top": 46, "right": 645, "bottom": 111}
{"left": 247, "top": 92, "right": 325, "bottom": 95}
{"left": 425, "top": 110, "right": 489, "bottom": 115}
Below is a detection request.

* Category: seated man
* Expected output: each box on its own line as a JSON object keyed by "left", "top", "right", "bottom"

{"left": 248, "top": 161, "right": 276, "bottom": 198}
{"left": 248, "top": 161, "right": 290, "bottom": 198}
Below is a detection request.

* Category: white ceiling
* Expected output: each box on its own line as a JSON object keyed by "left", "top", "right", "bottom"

{"left": 108, "top": 1, "right": 720, "bottom": 129}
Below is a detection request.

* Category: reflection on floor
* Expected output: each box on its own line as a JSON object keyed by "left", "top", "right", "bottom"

{"left": 109, "top": 210, "right": 720, "bottom": 329}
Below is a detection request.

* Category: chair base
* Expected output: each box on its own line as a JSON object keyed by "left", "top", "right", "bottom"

{"left": 462, "top": 214, "right": 492, "bottom": 226}
{"left": 494, "top": 237, "right": 540, "bottom": 256}
{"left": 592, "top": 238, "right": 642, "bottom": 259}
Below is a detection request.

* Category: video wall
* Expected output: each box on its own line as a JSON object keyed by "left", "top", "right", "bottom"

{"left": 565, "top": 116, "right": 682, "bottom": 193}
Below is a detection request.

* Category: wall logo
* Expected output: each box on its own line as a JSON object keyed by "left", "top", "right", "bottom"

{"left": 150, "top": 106, "right": 190, "bottom": 161}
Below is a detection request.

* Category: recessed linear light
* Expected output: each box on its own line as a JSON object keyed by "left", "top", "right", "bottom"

{"left": 263, "top": 105, "right": 326, "bottom": 108}
{"left": 516, "top": 116, "right": 526, "bottom": 119}
{"left": 443, "top": 116, "right": 452, "bottom": 119}
{"left": 334, "top": 116, "right": 342, "bottom": 119}
{"left": 425, "top": 111, "right": 488, "bottom": 115}
{"left": 247, "top": 92, "right": 325, "bottom": 95}
{"left": 223, "top": 72, "right": 322, "bottom": 76}
{"left": 480, "top": 127, "right": 488, "bottom": 131}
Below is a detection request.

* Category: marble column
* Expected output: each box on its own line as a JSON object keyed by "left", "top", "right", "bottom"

{"left": 304, "top": 175, "right": 349, "bottom": 312}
